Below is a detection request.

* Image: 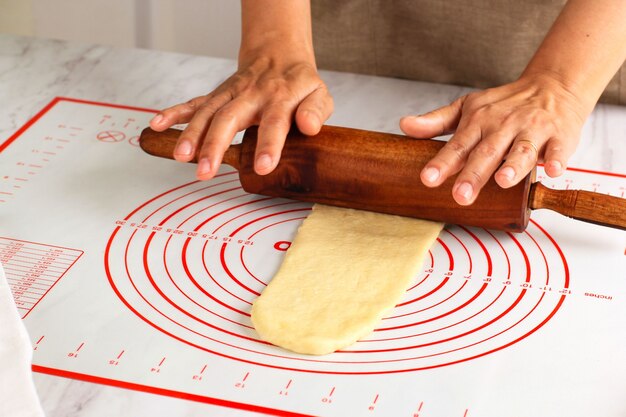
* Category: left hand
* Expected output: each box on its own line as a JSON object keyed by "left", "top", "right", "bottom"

{"left": 400, "top": 74, "right": 589, "bottom": 205}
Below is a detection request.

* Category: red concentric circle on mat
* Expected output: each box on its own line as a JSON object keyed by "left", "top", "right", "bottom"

{"left": 105, "top": 169, "right": 569, "bottom": 374}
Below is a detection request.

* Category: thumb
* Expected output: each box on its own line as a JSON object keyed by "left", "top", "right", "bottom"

{"left": 400, "top": 96, "right": 466, "bottom": 139}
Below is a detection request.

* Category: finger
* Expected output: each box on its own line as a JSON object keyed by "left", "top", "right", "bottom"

{"left": 495, "top": 134, "right": 543, "bottom": 188}
{"left": 150, "top": 95, "right": 213, "bottom": 131}
{"left": 419, "top": 127, "right": 482, "bottom": 187}
{"left": 451, "top": 133, "right": 511, "bottom": 206}
{"left": 255, "top": 102, "right": 296, "bottom": 175}
{"left": 399, "top": 96, "right": 466, "bottom": 139}
{"left": 172, "top": 93, "right": 234, "bottom": 162}
{"left": 542, "top": 136, "right": 578, "bottom": 178}
{"left": 196, "top": 98, "right": 258, "bottom": 180}
{"left": 295, "top": 87, "right": 334, "bottom": 136}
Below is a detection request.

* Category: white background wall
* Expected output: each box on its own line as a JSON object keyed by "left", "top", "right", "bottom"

{"left": 0, "top": 0, "right": 241, "bottom": 59}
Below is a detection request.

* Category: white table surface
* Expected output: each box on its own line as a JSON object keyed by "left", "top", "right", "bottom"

{"left": 1, "top": 33, "right": 625, "bottom": 417}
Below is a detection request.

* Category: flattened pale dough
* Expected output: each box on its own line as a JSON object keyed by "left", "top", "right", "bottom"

{"left": 251, "top": 204, "right": 443, "bottom": 355}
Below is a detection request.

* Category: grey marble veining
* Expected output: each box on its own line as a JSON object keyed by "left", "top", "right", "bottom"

{"left": 33, "top": 373, "right": 260, "bottom": 417}
{"left": 1, "top": 33, "right": 625, "bottom": 417}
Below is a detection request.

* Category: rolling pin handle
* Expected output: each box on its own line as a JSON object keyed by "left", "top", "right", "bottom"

{"left": 139, "top": 127, "right": 241, "bottom": 170}
{"left": 139, "top": 127, "right": 184, "bottom": 160}
{"left": 221, "top": 145, "right": 241, "bottom": 170}
{"left": 529, "top": 182, "right": 626, "bottom": 231}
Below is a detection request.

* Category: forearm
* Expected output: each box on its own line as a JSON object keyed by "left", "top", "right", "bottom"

{"left": 240, "top": 0, "right": 315, "bottom": 64}
{"left": 522, "top": 0, "right": 626, "bottom": 111}
{"left": 151, "top": 0, "right": 330, "bottom": 180}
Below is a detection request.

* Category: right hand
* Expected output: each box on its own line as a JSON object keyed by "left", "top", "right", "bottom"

{"left": 149, "top": 54, "right": 333, "bottom": 180}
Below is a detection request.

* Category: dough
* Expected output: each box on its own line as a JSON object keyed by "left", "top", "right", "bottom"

{"left": 251, "top": 204, "right": 443, "bottom": 355}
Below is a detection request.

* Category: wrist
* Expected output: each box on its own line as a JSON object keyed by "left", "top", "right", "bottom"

{"left": 239, "top": 37, "right": 315, "bottom": 68}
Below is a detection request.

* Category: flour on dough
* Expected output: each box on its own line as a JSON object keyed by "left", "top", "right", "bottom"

{"left": 251, "top": 204, "right": 443, "bottom": 355}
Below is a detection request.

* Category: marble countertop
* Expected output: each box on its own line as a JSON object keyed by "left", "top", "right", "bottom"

{"left": 1, "top": 33, "right": 625, "bottom": 417}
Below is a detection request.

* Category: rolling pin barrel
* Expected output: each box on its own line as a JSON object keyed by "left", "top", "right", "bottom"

{"left": 140, "top": 126, "right": 533, "bottom": 232}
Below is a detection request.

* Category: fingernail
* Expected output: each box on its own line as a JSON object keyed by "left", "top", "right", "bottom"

{"left": 422, "top": 167, "right": 440, "bottom": 183}
{"left": 175, "top": 141, "right": 192, "bottom": 156}
{"left": 256, "top": 153, "right": 273, "bottom": 171}
{"left": 456, "top": 182, "right": 473, "bottom": 200}
{"left": 152, "top": 114, "right": 163, "bottom": 125}
{"left": 197, "top": 158, "right": 211, "bottom": 176}
{"left": 500, "top": 166, "right": 515, "bottom": 182}
{"left": 547, "top": 160, "right": 562, "bottom": 174}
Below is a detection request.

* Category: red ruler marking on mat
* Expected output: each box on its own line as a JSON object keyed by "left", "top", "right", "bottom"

{"left": 1, "top": 237, "right": 83, "bottom": 318}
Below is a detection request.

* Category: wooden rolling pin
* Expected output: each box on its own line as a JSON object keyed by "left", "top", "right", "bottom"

{"left": 139, "top": 125, "right": 626, "bottom": 232}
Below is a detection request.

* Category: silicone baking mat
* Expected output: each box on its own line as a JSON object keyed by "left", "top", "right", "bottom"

{"left": 1, "top": 97, "right": 625, "bottom": 417}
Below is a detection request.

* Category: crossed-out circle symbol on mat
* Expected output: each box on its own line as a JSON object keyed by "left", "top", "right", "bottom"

{"left": 97, "top": 130, "right": 126, "bottom": 143}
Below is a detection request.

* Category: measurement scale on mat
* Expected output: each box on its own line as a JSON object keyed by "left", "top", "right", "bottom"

{"left": 1, "top": 98, "right": 624, "bottom": 417}
{"left": 0, "top": 238, "right": 83, "bottom": 318}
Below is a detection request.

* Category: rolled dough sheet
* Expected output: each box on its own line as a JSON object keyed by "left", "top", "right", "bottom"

{"left": 251, "top": 204, "right": 444, "bottom": 355}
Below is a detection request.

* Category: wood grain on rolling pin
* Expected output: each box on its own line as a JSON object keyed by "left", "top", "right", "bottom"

{"left": 140, "top": 125, "right": 626, "bottom": 232}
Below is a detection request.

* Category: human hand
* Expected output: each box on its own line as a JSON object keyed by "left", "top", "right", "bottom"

{"left": 149, "top": 54, "right": 333, "bottom": 180}
{"left": 400, "top": 74, "right": 590, "bottom": 205}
